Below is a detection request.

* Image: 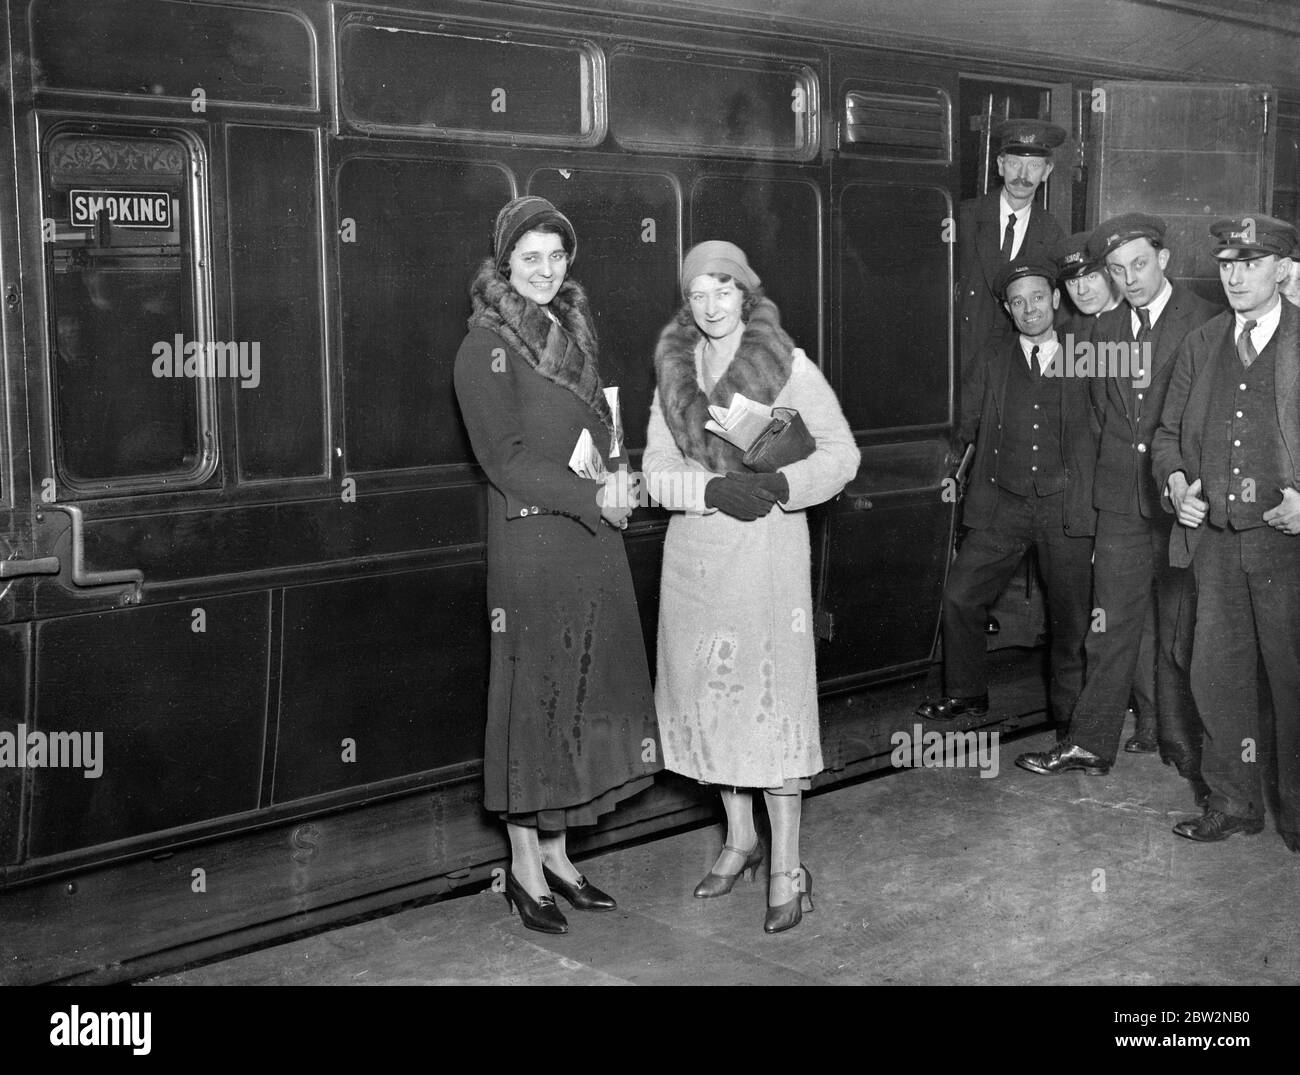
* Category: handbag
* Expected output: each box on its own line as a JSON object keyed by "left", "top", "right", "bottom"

{"left": 742, "top": 407, "right": 816, "bottom": 472}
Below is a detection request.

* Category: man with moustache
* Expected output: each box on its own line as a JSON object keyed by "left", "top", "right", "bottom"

{"left": 919, "top": 260, "right": 1096, "bottom": 726}
{"left": 957, "top": 120, "right": 1067, "bottom": 443}
{"left": 1018, "top": 215, "right": 1218, "bottom": 793}
{"left": 1153, "top": 215, "right": 1300, "bottom": 847}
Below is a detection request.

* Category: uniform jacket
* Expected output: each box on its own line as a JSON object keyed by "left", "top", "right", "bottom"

{"left": 1152, "top": 298, "right": 1300, "bottom": 568}
{"left": 963, "top": 334, "right": 1099, "bottom": 537}
{"left": 957, "top": 189, "right": 1064, "bottom": 434}
{"left": 1087, "top": 281, "right": 1220, "bottom": 518}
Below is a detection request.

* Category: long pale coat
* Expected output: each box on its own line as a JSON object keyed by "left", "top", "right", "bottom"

{"left": 642, "top": 346, "right": 859, "bottom": 788}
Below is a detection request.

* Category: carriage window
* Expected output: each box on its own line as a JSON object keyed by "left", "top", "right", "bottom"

{"left": 339, "top": 18, "right": 601, "bottom": 145}
{"left": 44, "top": 132, "right": 213, "bottom": 490}
{"left": 30, "top": 0, "right": 315, "bottom": 108}
{"left": 839, "top": 184, "right": 951, "bottom": 431}
{"left": 528, "top": 169, "right": 680, "bottom": 452}
{"left": 611, "top": 47, "right": 817, "bottom": 159}
{"left": 336, "top": 156, "right": 513, "bottom": 472}
{"left": 691, "top": 177, "right": 822, "bottom": 359}
{"left": 843, "top": 84, "right": 951, "bottom": 163}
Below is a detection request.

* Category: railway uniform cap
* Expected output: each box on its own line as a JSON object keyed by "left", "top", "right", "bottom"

{"left": 1088, "top": 213, "right": 1167, "bottom": 260}
{"left": 680, "top": 240, "right": 761, "bottom": 296}
{"left": 996, "top": 257, "right": 1057, "bottom": 298}
{"left": 993, "top": 118, "right": 1066, "bottom": 157}
{"left": 1209, "top": 214, "right": 1297, "bottom": 260}
{"left": 493, "top": 195, "right": 577, "bottom": 271}
{"left": 1054, "top": 232, "right": 1100, "bottom": 281}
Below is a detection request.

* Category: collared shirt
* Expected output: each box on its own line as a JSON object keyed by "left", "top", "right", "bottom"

{"left": 1018, "top": 334, "right": 1060, "bottom": 375}
{"left": 999, "top": 191, "right": 1031, "bottom": 261}
{"left": 1129, "top": 278, "right": 1173, "bottom": 338}
{"left": 1235, "top": 295, "right": 1283, "bottom": 353}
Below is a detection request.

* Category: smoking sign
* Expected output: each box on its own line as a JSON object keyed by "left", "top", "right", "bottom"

{"left": 69, "top": 189, "right": 172, "bottom": 230}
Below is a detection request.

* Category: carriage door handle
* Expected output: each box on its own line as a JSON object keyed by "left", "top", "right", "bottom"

{"left": 0, "top": 553, "right": 60, "bottom": 578}
{"left": 41, "top": 504, "right": 144, "bottom": 605}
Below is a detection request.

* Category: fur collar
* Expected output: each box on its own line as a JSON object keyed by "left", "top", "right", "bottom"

{"left": 468, "top": 258, "right": 612, "bottom": 431}
{"left": 654, "top": 298, "right": 797, "bottom": 470}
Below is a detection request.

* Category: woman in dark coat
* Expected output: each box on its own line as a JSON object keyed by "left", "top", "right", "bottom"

{"left": 453, "top": 196, "right": 660, "bottom": 935}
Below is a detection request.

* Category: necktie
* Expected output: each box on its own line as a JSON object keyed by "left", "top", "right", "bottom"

{"left": 1135, "top": 306, "right": 1152, "bottom": 341}
{"left": 1133, "top": 306, "right": 1151, "bottom": 383}
{"left": 1002, "top": 212, "right": 1017, "bottom": 260}
{"left": 1237, "top": 320, "right": 1258, "bottom": 368}
{"left": 1029, "top": 344, "right": 1040, "bottom": 376}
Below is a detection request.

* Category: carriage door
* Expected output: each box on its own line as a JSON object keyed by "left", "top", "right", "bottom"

{"left": 1088, "top": 81, "right": 1278, "bottom": 299}
{"left": 0, "top": 74, "right": 37, "bottom": 868}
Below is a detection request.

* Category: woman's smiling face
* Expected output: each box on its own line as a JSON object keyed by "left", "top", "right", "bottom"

{"left": 687, "top": 274, "right": 744, "bottom": 340}
{"left": 508, "top": 229, "right": 569, "bottom": 305}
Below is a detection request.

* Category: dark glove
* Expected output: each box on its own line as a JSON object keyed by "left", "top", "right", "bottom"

{"left": 730, "top": 470, "right": 789, "bottom": 504}
{"left": 704, "top": 475, "right": 777, "bottom": 521}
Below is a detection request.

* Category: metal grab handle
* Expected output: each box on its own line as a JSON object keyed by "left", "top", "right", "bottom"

{"left": 45, "top": 504, "right": 144, "bottom": 604}
{"left": 0, "top": 555, "right": 60, "bottom": 578}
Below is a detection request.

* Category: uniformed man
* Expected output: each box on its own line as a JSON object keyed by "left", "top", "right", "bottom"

{"left": 957, "top": 119, "right": 1067, "bottom": 443}
{"left": 1018, "top": 215, "right": 1218, "bottom": 796}
{"left": 919, "top": 259, "right": 1097, "bottom": 725}
{"left": 1054, "top": 231, "right": 1121, "bottom": 324}
{"left": 1152, "top": 214, "right": 1300, "bottom": 847}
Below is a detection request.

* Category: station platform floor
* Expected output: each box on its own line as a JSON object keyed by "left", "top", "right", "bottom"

{"left": 145, "top": 716, "right": 1300, "bottom": 987}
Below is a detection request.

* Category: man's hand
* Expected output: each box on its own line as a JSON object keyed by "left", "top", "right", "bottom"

{"left": 1167, "top": 472, "right": 1207, "bottom": 529}
{"left": 1263, "top": 486, "right": 1300, "bottom": 536}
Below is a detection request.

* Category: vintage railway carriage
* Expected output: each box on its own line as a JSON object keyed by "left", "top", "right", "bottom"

{"left": 0, "top": 0, "right": 1296, "bottom": 982}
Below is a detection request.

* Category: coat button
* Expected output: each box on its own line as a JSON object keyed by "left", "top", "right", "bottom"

{"left": 519, "top": 509, "right": 528, "bottom": 517}
{"left": 530, "top": 506, "right": 539, "bottom": 514}
{"left": 1137, "top": 443, "right": 1147, "bottom": 453}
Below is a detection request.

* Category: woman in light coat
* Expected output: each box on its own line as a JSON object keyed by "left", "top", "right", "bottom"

{"left": 642, "top": 241, "right": 859, "bottom": 933}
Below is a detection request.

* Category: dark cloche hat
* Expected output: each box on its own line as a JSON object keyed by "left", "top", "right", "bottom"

{"left": 493, "top": 195, "right": 577, "bottom": 271}
{"left": 996, "top": 257, "right": 1057, "bottom": 298}
{"left": 993, "top": 118, "right": 1067, "bottom": 157}
{"left": 1210, "top": 214, "right": 1297, "bottom": 260}
{"left": 1054, "top": 232, "right": 1100, "bottom": 281}
{"left": 1088, "top": 213, "right": 1167, "bottom": 260}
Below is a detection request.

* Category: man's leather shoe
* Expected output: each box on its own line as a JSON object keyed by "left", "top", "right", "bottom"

{"left": 1172, "top": 810, "right": 1264, "bottom": 842}
{"left": 916, "top": 694, "right": 989, "bottom": 720}
{"left": 1016, "top": 741, "right": 1110, "bottom": 775}
{"left": 1124, "top": 712, "right": 1157, "bottom": 753}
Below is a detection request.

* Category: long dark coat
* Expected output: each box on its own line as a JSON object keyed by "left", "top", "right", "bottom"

{"left": 452, "top": 264, "right": 659, "bottom": 823}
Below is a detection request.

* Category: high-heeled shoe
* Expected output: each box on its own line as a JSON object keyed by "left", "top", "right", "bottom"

{"left": 763, "top": 865, "right": 814, "bottom": 934}
{"left": 503, "top": 869, "right": 568, "bottom": 935}
{"left": 542, "top": 865, "right": 617, "bottom": 911}
{"left": 693, "top": 837, "right": 766, "bottom": 899}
